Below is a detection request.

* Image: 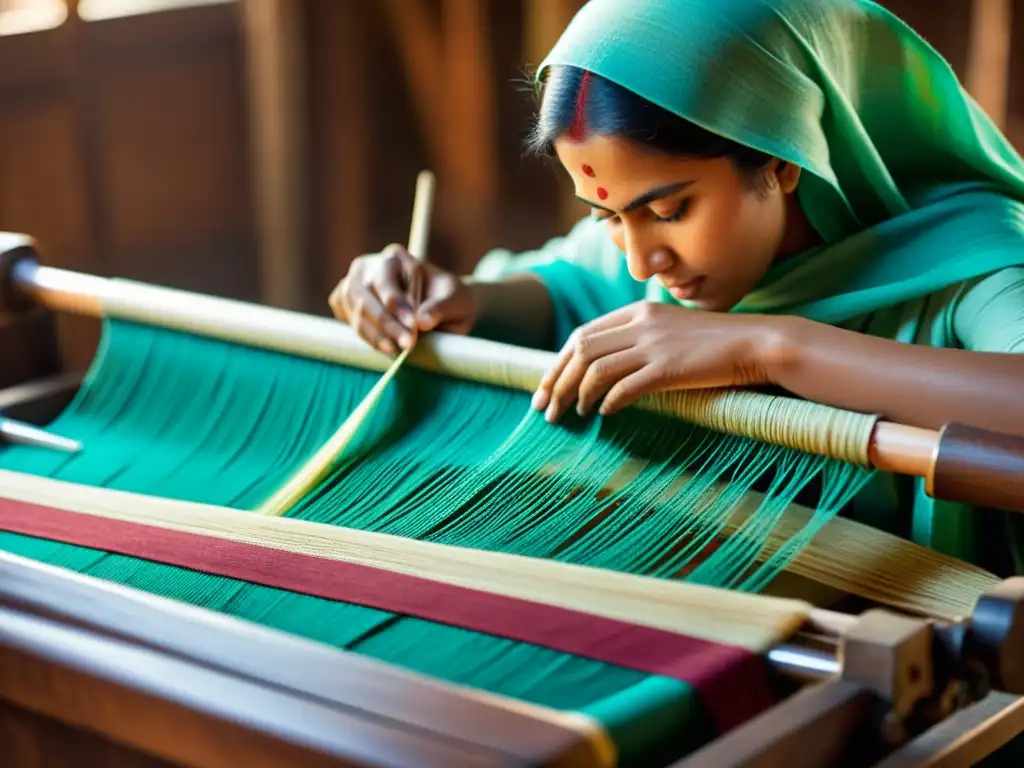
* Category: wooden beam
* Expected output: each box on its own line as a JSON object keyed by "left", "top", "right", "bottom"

{"left": 311, "top": 0, "right": 370, "bottom": 301}
{"left": 380, "top": 0, "right": 447, "bottom": 174}
{"left": 964, "top": 0, "right": 1013, "bottom": 130}
{"left": 240, "top": 0, "right": 308, "bottom": 309}
{"left": 441, "top": 0, "right": 498, "bottom": 269}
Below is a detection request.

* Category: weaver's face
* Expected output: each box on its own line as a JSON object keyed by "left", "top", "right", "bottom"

{"left": 553, "top": 135, "right": 795, "bottom": 312}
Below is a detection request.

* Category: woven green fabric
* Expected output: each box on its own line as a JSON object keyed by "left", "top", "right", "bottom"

{"left": 474, "top": 0, "right": 1024, "bottom": 565}
{"left": 0, "top": 317, "right": 871, "bottom": 763}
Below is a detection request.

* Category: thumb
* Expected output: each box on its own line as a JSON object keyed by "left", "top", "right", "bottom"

{"left": 417, "top": 275, "right": 470, "bottom": 331}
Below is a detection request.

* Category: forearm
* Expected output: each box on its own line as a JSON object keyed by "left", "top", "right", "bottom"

{"left": 464, "top": 274, "right": 555, "bottom": 349}
{"left": 768, "top": 316, "right": 1024, "bottom": 435}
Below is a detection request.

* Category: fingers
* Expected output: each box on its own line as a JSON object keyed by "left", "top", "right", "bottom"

{"left": 576, "top": 349, "right": 646, "bottom": 415}
{"left": 534, "top": 324, "right": 634, "bottom": 422}
{"left": 333, "top": 245, "right": 434, "bottom": 354}
{"left": 418, "top": 272, "right": 470, "bottom": 332}
{"left": 376, "top": 244, "right": 423, "bottom": 330}
{"left": 600, "top": 366, "right": 665, "bottom": 416}
{"left": 531, "top": 334, "right": 576, "bottom": 413}
{"left": 358, "top": 290, "right": 416, "bottom": 353}
{"left": 532, "top": 309, "right": 637, "bottom": 416}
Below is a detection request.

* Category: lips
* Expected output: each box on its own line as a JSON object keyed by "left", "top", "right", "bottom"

{"left": 665, "top": 277, "right": 704, "bottom": 301}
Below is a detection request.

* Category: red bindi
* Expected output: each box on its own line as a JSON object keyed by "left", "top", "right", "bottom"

{"left": 582, "top": 164, "right": 595, "bottom": 177}
{"left": 597, "top": 187, "right": 608, "bottom": 200}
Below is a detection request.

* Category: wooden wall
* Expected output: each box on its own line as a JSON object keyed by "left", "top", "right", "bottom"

{"left": 0, "top": 1, "right": 254, "bottom": 368}
{"left": 0, "top": 0, "right": 1016, "bottom": 370}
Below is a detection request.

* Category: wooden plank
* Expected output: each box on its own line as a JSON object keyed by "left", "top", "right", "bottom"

{"left": 0, "top": 605, "right": 501, "bottom": 767}
{"left": 0, "top": 695, "right": 177, "bottom": 768}
{"left": 0, "top": 549, "right": 610, "bottom": 768}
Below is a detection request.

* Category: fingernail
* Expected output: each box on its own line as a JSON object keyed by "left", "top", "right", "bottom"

{"left": 577, "top": 401, "right": 589, "bottom": 417}
{"left": 531, "top": 390, "right": 546, "bottom": 410}
{"left": 379, "top": 339, "right": 397, "bottom": 355}
{"left": 398, "top": 332, "right": 413, "bottom": 349}
{"left": 545, "top": 403, "right": 558, "bottom": 423}
{"left": 398, "top": 310, "right": 415, "bottom": 328}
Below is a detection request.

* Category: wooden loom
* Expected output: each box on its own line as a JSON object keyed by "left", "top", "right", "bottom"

{"left": 2, "top": 231, "right": 1024, "bottom": 767}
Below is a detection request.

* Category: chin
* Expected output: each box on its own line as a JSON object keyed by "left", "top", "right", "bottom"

{"left": 679, "top": 296, "right": 734, "bottom": 313}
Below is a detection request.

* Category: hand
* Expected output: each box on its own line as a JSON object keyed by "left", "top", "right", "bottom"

{"left": 531, "top": 301, "right": 786, "bottom": 422}
{"left": 329, "top": 244, "right": 477, "bottom": 354}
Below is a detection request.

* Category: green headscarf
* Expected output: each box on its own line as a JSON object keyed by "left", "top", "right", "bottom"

{"left": 526, "top": 0, "right": 1024, "bottom": 566}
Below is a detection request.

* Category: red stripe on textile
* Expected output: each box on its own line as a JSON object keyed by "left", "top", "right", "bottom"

{"left": 0, "top": 496, "right": 775, "bottom": 734}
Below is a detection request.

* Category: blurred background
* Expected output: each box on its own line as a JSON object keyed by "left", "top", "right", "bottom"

{"left": 0, "top": 0, "right": 1017, "bottom": 370}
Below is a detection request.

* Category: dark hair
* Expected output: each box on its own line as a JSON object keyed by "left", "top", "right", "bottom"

{"left": 526, "top": 65, "right": 775, "bottom": 189}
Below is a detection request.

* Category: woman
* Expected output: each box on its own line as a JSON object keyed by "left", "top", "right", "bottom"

{"left": 330, "top": 0, "right": 1024, "bottom": 572}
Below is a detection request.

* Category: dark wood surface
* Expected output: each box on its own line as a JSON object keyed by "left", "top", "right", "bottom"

{"left": 0, "top": 696, "right": 179, "bottom": 768}
{"left": 1, "top": 604, "right": 484, "bottom": 768}
{"left": 670, "top": 679, "right": 879, "bottom": 768}
{"left": 931, "top": 423, "right": 1024, "bottom": 514}
{"left": 0, "top": 551, "right": 605, "bottom": 768}
{"left": 0, "top": 311, "right": 62, "bottom": 392}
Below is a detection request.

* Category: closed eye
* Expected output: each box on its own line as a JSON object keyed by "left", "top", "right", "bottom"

{"left": 592, "top": 209, "right": 619, "bottom": 224}
{"left": 654, "top": 200, "right": 688, "bottom": 223}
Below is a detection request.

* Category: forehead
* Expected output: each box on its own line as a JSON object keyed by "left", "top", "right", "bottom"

{"left": 553, "top": 135, "right": 725, "bottom": 204}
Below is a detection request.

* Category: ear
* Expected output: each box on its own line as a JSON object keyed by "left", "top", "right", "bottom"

{"left": 775, "top": 160, "right": 801, "bottom": 194}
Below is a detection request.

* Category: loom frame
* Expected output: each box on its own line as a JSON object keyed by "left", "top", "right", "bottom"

{"left": 5, "top": 241, "right": 1024, "bottom": 765}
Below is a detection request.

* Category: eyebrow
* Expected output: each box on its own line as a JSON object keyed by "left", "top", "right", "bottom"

{"left": 577, "top": 180, "right": 694, "bottom": 212}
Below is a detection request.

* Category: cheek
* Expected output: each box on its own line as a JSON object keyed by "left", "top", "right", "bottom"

{"left": 701, "top": 191, "right": 782, "bottom": 269}
{"left": 665, "top": 197, "right": 748, "bottom": 269}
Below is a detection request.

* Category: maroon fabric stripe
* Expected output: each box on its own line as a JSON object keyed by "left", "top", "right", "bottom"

{"left": 0, "top": 496, "right": 776, "bottom": 733}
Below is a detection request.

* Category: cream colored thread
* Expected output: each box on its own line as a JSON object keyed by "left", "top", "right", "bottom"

{"left": 0, "top": 469, "right": 997, "bottom": 628}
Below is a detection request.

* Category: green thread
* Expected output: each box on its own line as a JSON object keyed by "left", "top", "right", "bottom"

{"left": 0, "top": 318, "right": 872, "bottom": 763}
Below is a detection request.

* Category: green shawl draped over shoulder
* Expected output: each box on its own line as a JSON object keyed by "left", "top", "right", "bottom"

{"left": 474, "top": 0, "right": 1024, "bottom": 569}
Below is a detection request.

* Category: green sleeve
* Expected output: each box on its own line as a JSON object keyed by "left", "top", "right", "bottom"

{"left": 951, "top": 267, "right": 1024, "bottom": 353}
{"left": 472, "top": 216, "right": 646, "bottom": 347}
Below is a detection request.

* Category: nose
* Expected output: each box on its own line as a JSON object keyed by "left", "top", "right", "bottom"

{"left": 622, "top": 226, "right": 674, "bottom": 282}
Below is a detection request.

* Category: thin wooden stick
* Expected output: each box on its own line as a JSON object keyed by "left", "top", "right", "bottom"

{"left": 254, "top": 174, "right": 435, "bottom": 517}
{"left": 408, "top": 170, "right": 435, "bottom": 261}
{"left": 407, "top": 170, "right": 435, "bottom": 346}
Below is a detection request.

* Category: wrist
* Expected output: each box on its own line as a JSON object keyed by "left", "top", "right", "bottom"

{"left": 755, "top": 315, "right": 810, "bottom": 386}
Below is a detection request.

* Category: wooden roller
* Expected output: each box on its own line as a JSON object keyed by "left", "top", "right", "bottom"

{"left": 2, "top": 232, "right": 1023, "bottom": 514}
